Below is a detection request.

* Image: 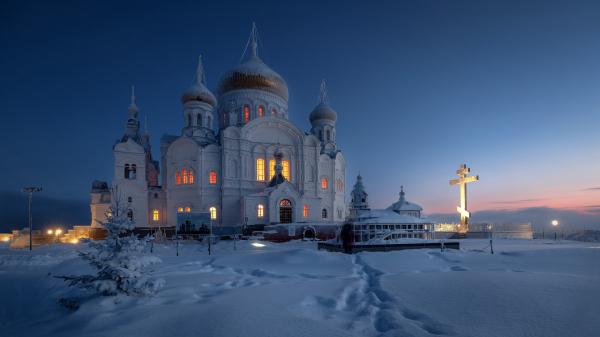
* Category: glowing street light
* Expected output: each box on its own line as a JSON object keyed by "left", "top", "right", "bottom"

{"left": 55, "top": 228, "right": 63, "bottom": 236}
{"left": 47, "top": 229, "right": 54, "bottom": 235}
{"left": 551, "top": 220, "right": 559, "bottom": 241}
{"left": 22, "top": 186, "right": 42, "bottom": 251}
{"left": 251, "top": 242, "right": 266, "bottom": 248}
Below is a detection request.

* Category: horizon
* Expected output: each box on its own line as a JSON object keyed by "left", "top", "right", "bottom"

{"left": 2, "top": 0, "right": 599, "bottom": 230}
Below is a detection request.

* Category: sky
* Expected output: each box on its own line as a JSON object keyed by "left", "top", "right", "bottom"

{"left": 1, "top": 0, "right": 599, "bottom": 230}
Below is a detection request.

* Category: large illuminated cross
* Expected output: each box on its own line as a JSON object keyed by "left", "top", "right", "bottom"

{"left": 449, "top": 164, "right": 479, "bottom": 232}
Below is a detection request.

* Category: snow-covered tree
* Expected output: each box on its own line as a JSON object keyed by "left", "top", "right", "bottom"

{"left": 58, "top": 189, "right": 164, "bottom": 296}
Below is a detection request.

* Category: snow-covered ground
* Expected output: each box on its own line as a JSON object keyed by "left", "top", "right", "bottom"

{"left": 0, "top": 239, "right": 598, "bottom": 337}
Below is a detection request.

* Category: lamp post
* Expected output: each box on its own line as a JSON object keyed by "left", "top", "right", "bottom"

{"left": 22, "top": 187, "right": 42, "bottom": 251}
{"left": 551, "top": 220, "right": 559, "bottom": 241}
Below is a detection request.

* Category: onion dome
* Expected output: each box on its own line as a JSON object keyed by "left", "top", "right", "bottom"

{"left": 217, "top": 23, "right": 289, "bottom": 101}
{"left": 181, "top": 55, "right": 217, "bottom": 106}
{"left": 309, "top": 80, "right": 337, "bottom": 123}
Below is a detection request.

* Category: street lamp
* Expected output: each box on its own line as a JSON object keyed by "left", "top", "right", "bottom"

{"left": 22, "top": 186, "right": 42, "bottom": 251}
{"left": 551, "top": 220, "right": 559, "bottom": 241}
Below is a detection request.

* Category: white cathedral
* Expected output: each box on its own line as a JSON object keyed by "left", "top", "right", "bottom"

{"left": 90, "top": 26, "right": 346, "bottom": 233}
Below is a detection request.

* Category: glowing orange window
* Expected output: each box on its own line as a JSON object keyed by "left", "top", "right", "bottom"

{"left": 303, "top": 205, "right": 309, "bottom": 217}
{"left": 188, "top": 169, "right": 195, "bottom": 184}
{"left": 244, "top": 105, "right": 250, "bottom": 123}
{"left": 209, "top": 170, "right": 217, "bottom": 185}
{"left": 258, "top": 105, "right": 264, "bottom": 117}
{"left": 182, "top": 168, "right": 188, "bottom": 184}
{"left": 321, "top": 177, "right": 328, "bottom": 190}
{"left": 175, "top": 171, "right": 182, "bottom": 185}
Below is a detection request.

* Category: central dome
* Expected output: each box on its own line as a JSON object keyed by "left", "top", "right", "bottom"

{"left": 217, "top": 33, "right": 289, "bottom": 101}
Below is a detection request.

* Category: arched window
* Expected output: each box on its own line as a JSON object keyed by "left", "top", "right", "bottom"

{"left": 209, "top": 170, "right": 217, "bottom": 185}
{"left": 222, "top": 112, "right": 227, "bottom": 128}
{"left": 303, "top": 204, "right": 309, "bottom": 217}
{"left": 321, "top": 177, "right": 328, "bottom": 190}
{"left": 326, "top": 129, "right": 331, "bottom": 141}
{"left": 269, "top": 159, "right": 275, "bottom": 179}
{"left": 209, "top": 206, "right": 217, "bottom": 220}
{"left": 282, "top": 160, "right": 290, "bottom": 181}
{"left": 257, "top": 204, "right": 264, "bottom": 218}
{"left": 131, "top": 164, "right": 137, "bottom": 179}
{"left": 322, "top": 208, "right": 328, "bottom": 219}
{"left": 197, "top": 114, "right": 202, "bottom": 127}
{"left": 243, "top": 105, "right": 250, "bottom": 123}
{"left": 185, "top": 206, "right": 191, "bottom": 213}
{"left": 152, "top": 209, "right": 160, "bottom": 221}
{"left": 256, "top": 158, "right": 265, "bottom": 181}
{"left": 127, "top": 196, "right": 132, "bottom": 203}
{"left": 188, "top": 169, "right": 195, "bottom": 184}
{"left": 127, "top": 209, "right": 133, "bottom": 221}
{"left": 177, "top": 207, "right": 184, "bottom": 213}
{"left": 320, "top": 130, "right": 324, "bottom": 140}
{"left": 175, "top": 171, "right": 182, "bottom": 185}
{"left": 272, "top": 108, "right": 277, "bottom": 115}
{"left": 124, "top": 164, "right": 130, "bottom": 179}
{"left": 182, "top": 168, "right": 188, "bottom": 184}
{"left": 258, "top": 105, "right": 264, "bottom": 117}
{"left": 279, "top": 199, "right": 292, "bottom": 207}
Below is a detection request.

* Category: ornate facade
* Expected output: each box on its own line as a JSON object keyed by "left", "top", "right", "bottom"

{"left": 90, "top": 25, "right": 346, "bottom": 230}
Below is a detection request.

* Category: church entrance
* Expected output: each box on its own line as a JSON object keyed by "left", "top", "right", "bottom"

{"left": 279, "top": 199, "right": 293, "bottom": 224}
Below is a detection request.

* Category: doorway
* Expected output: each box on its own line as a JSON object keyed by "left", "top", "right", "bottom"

{"left": 279, "top": 199, "right": 293, "bottom": 223}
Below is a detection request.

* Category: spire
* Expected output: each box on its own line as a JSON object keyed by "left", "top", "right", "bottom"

{"left": 319, "top": 79, "right": 328, "bottom": 104}
{"left": 128, "top": 85, "right": 138, "bottom": 117}
{"left": 350, "top": 174, "right": 369, "bottom": 210}
{"left": 196, "top": 55, "right": 206, "bottom": 85}
{"left": 242, "top": 22, "right": 259, "bottom": 61}
{"left": 399, "top": 185, "right": 405, "bottom": 203}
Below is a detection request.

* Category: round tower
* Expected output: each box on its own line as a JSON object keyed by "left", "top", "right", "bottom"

{"left": 181, "top": 55, "right": 217, "bottom": 144}
{"left": 310, "top": 80, "right": 337, "bottom": 154}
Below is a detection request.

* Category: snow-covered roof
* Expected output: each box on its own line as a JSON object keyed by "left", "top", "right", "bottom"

{"left": 387, "top": 187, "right": 423, "bottom": 212}
{"left": 350, "top": 209, "right": 433, "bottom": 225}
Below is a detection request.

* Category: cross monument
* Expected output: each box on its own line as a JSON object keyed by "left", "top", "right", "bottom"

{"left": 449, "top": 164, "right": 479, "bottom": 233}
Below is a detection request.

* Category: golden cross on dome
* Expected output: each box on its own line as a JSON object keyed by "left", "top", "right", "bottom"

{"left": 449, "top": 164, "right": 479, "bottom": 232}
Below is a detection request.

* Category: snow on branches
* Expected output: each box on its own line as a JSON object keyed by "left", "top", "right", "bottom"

{"left": 58, "top": 194, "right": 164, "bottom": 296}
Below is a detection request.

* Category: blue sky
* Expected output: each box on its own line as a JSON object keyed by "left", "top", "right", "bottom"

{"left": 1, "top": 0, "right": 600, "bottom": 228}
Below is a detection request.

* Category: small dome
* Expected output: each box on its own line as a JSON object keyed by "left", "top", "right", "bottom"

{"left": 217, "top": 55, "right": 289, "bottom": 101}
{"left": 310, "top": 102, "right": 337, "bottom": 123}
{"left": 181, "top": 56, "right": 217, "bottom": 107}
{"left": 181, "top": 83, "right": 217, "bottom": 106}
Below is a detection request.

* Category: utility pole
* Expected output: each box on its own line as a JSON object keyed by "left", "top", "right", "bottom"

{"left": 22, "top": 187, "right": 42, "bottom": 251}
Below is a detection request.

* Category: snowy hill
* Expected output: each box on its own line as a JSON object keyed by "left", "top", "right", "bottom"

{"left": 0, "top": 239, "right": 599, "bottom": 337}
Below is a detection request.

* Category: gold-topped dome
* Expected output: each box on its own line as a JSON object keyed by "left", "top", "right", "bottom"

{"left": 217, "top": 24, "right": 289, "bottom": 101}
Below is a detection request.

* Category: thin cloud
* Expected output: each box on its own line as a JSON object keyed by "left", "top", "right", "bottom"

{"left": 492, "top": 198, "right": 547, "bottom": 205}
{"left": 582, "top": 187, "right": 600, "bottom": 191}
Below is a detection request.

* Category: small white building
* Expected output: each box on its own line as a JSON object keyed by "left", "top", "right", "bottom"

{"left": 347, "top": 176, "right": 434, "bottom": 243}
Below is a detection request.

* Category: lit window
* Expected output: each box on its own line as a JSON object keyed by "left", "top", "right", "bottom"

{"left": 188, "top": 169, "right": 195, "bottom": 184}
{"left": 282, "top": 160, "right": 290, "bottom": 181}
{"left": 258, "top": 105, "right": 264, "bottom": 117}
{"left": 269, "top": 159, "right": 275, "bottom": 179}
{"left": 303, "top": 205, "right": 309, "bottom": 217}
{"left": 322, "top": 208, "right": 327, "bottom": 219}
{"left": 177, "top": 207, "right": 184, "bottom": 213}
{"left": 175, "top": 171, "right": 181, "bottom": 185}
{"left": 209, "top": 170, "right": 217, "bottom": 185}
{"left": 185, "top": 207, "right": 191, "bottom": 213}
{"left": 256, "top": 158, "right": 265, "bottom": 181}
{"left": 279, "top": 199, "right": 292, "bottom": 207}
{"left": 182, "top": 168, "right": 188, "bottom": 184}
{"left": 244, "top": 105, "right": 250, "bottom": 123}
{"left": 257, "top": 204, "right": 264, "bottom": 218}
{"left": 152, "top": 209, "right": 160, "bottom": 221}
{"left": 209, "top": 206, "right": 217, "bottom": 220}
{"left": 321, "top": 177, "right": 328, "bottom": 190}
